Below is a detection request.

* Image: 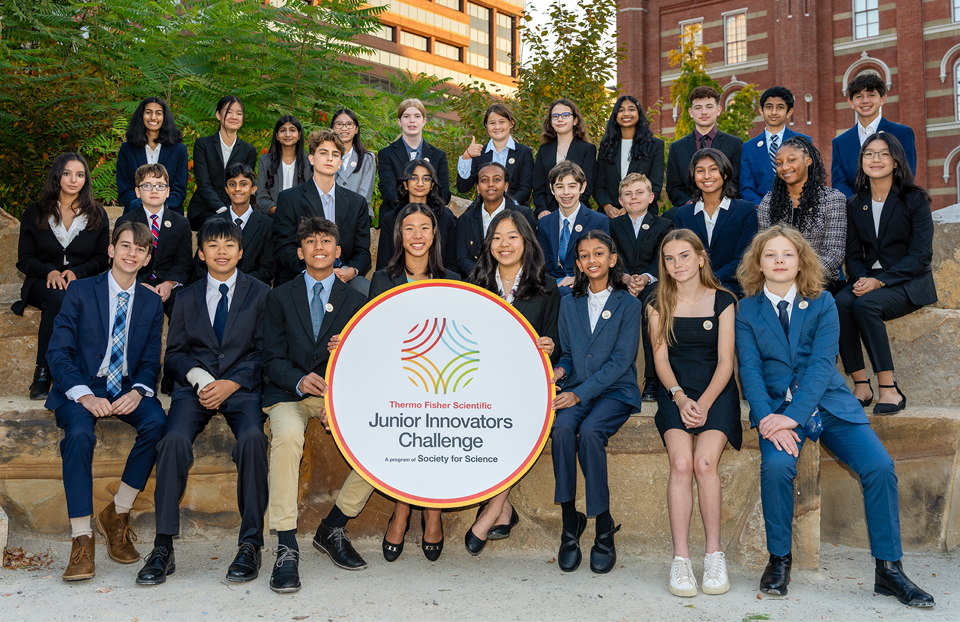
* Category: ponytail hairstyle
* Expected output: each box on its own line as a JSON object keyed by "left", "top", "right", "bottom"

{"left": 570, "top": 230, "right": 628, "bottom": 297}
{"left": 468, "top": 211, "right": 548, "bottom": 301}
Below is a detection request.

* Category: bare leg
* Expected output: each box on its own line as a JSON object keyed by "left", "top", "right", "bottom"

{"left": 470, "top": 489, "right": 510, "bottom": 539}
{"left": 876, "top": 370, "right": 899, "bottom": 404}
{"left": 385, "top": 501, "right": 411, "bottom": 544}
{"left": 692, "top": 430, "right": 730, "bottom": 555}
{"left": 423, "top": 507, "right": 443, "bottom": 542}
{"left": 850, "top": 369, "right": 873, "bottom": 403}
{"left": 664, "top": 429, "right": 695, "bottom": 559}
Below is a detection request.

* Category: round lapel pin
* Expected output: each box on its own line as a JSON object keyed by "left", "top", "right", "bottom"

{"left": 757, "top": 140, "right": 764, "bottom": 147}
{"left": 798, "top": 300, "right": 808, "bottom": 310}
{"left": 703, "top": 320, "right": 713, "bottom": 330}
{"left": 424, "top": 157, "right": 430, "bottom": 163}
{"left": 325, "top": 303, "right": 334, "bottom": 313}
{"left": 601, "top": 310, "right": 611, "bottom": 320}
{"left": 641, "top": 223, "right": 650, "bottom": 230}
{"left": 574, "top": 224, "right": 583, "bottom": 232}
{"left": 164, "top": 221, "right": 171, "bottom": 228}
{"left": 350, "top": 161, "right": 356, "bottom": 167}
{"left": 508, "top": 157, "right": 515, "bottom": 164}
{"left": 863, "top": 205, "right": 869, "bottom": 211}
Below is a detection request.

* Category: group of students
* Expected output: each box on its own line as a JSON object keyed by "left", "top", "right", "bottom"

{"left": 11, "top": 77, "right": 936, "bottom": 607}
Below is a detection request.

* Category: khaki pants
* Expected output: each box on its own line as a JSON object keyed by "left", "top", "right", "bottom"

{"left": 336, "top": 469, "right": 376, "bottom": 517}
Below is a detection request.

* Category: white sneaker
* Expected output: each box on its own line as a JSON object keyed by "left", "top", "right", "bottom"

{"left": 702, "top": 550, "right": 730, "bottom": 595}
{"left": 668, "top": 556, "right": 698, "bottom": 597}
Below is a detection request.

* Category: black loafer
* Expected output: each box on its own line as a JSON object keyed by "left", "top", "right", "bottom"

{"left": 590, "top": 524, "right": 621, "bottom": 574}
{"left": 382, "top": 510, "right": 411, "bottom": 563}
{"left": 464, "top": 526, "right": 487, "bottom": 556}
{"left": 269, "top": 545, "right": 301, "bottom": 594}
{"left": 759, "top": 552, "right": 792, "bottom": 595}
{"left": 641, "top": 378, "right": 659, "bottom": 402}
{"left": 875, "top": 559, "right": 935, "bottom": 608}
{"left": 313, "top": 523, "right": 367, "bottom": 570}
{"left": 136, "top": 546, "right": 175, "bottom": 586}
{"left": 225, "top": 542, "right": 261, "bottom": 582}
{"left": 29, "top": 366, "right": 51, "bottom": 401}
{"left": 557, "top": 512, "right": 586, "bottom": 572}
{"left": 488, "top": 507, "right": 520, "bottom": 541}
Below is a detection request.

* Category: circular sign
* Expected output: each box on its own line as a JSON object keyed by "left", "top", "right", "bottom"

{"left": 326, "top": 280, "right": 555, "bottom": 508}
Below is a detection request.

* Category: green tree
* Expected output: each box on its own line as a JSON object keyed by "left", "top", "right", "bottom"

{"left": 718, "top": 84, "right": 761, "bottom": 141}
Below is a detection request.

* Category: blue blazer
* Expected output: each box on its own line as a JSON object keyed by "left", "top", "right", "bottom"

{"left": 556, "top": 289, "right": 642, "bottom": 410}
{"left": 537, "top": 205, "right": 610, "bottom": 281}
{"left": 739, "top": 128, "right": 807, "bottom": 205}
{"left": 674, "top": 198, "right": 758, "bottom": 292}
{"left": 830, "top": 118, "right": 916, "bottom": 199}
{"left": 735, "top": 290, "right": 867, "bottom": 430}
{"left": 45, "top": 273, "right": 164, "bottom": 411}
{"left": 116, "top": 141, "right": 189, "bottom": 213}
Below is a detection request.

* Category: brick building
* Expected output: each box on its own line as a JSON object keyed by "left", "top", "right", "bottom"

{"left": 617, "top": 0, "right": 960, "bottom": 210}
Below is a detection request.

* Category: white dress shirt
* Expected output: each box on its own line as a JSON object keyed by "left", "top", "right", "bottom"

{"left": 219, "top": 133, "right": 235, "bottom": 166}
{"left": 143, "top": 205, "right": 165, "bottom": 231}
{"left": 457, "top": 137, "right": 516, "bottom": 179}
{"left": 185, "top": 270, "right": 239, "bottom": 393}
{"left": 281, "top": 160, "right": 296, "bottom": 191}
{"left": 145, "top": 143, "right": 162, "bottom": 165}
{"left": 229, "top": 204, "right": 253, "bottom": 230}
{"left": 871, "top": 199, "right": 884, "bottom": 269}
{"left": 693, "top": 197, "right": 732, "bottom": 246}
{"left": 587, "top": 286, "right": 613, "bottom": 332}
{"left": 49, "top": 211, "right": 88, "bottom": 250}
{"left": 313, "top": 178, "right": 336, "bottom": 221}
{"left": 628, "top": 212, "right": 657, "bottom": 283}
{"left": 764, "top": 283, "right": 797, "bottom": 401}
{"left": 858, "top": 114, "right": 883, "bottom": 146}
{"left": 481, "top": 199, "right": 507, "bottom": 236}
{"left": 495, "top": 267, "right": 523, "bottom": 305}
{"left": 558, "top": 204, "right": 581, "bottom": 248}
{"left": 620, "top": 139, "right": 632, "bottom": 180}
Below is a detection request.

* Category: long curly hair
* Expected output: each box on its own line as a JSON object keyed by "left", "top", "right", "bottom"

{"left": 598, "top": 95, "right": 655, "bottom": 164}
{"left": 468, "top": 211, "right": 548, "bottom": 302}
{"left": 264, "top": 115, "right": 309, "bottom": 192}
{"left": 767, "top": 135, "right": 828, "bottom": 233}
{"left": 737, "top": 225, "right": 825, "bottom": 299}
{"left": 540, "top": 98, "right": 590, "bottom": 145}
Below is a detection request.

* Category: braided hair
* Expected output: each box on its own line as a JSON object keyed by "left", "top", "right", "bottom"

{"left": 767, "top": 135, "right": 827, "bottom": 234}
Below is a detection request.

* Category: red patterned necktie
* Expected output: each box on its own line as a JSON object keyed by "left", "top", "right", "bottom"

{"left": 150, "top": 214, "right": 160, "bottom": 250}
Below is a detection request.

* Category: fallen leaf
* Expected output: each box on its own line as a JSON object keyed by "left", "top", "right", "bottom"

{"left": 846, "top": 576, "right": 856, "bottom": 579}
{"left": 757, "top": 593, "right": 763, "bottom": 599}
{"left": 211, "top": 557, "right": 219, "bottom": 560}
{"left": 547, "top": 557, "right": 556, "bottom": 564}
{"left": 598, "top": 594, "right": 603, "bottom": 598}
{"left": 95, "top": 587, "right": 112, "bottom": 593}
{"left": 292, "top": 617, "right": 310, "bottom": 621}
{"left": 684, "top": 604, "right": 695, "bottom": 608}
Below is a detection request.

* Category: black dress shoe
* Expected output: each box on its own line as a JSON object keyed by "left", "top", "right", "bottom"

{"left": 225, "top": 542, "right": 261, "bottom": 582}
{"left": 759, "top": 552, "right": 792, "bottom": 595}
{"left": 488, "top": 507, "right": 520, "bottom": 541}
{"left": 421, "top": 513, "right": 444, "bottom": 562}
{"left": 269, "top": 545, "right": 301, "bottom": 594}
{"left": 29, "top": 366, "right": 51, "bottom": 401}
{"left": 464, "top": 525, "right": 487, "bottom": 556}
{"left": 382, "top": 509, "right": 411, "bottom": 562}
{"left": 590, "top": 524, "right": 621, "bottom": 574}
{"left": 557, "top": 512, "right": 587, "bottom": 572}
{"left": 313, "top": 523, "right": 367, "bottom": 570}
{"left": 875, "top": 559, "right": 935, "bottom": 608}
{"left": 873, "top": 383, "right": 906, "bottom": 415}
{"left": 136, "top": 546, "right": 175, "bottom": 585}
{"left": 641, "top": 378, "right": 659, "bottom": 402}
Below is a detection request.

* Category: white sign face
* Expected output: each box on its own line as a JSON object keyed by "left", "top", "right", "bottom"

{"left": 326, "top": 280, "right": 555, "bottom": 507}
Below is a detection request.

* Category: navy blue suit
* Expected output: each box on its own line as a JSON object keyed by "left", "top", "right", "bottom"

{"left": 735, "top": 291, "right": 901, "bottom": 561}
{"left": 674, "top": 199, "right": 758, "bottom": 296}
{"left": 553, "top": 289, "right": 642, "bottom": 516}
{"left": 536, "top": 206, "right": 609, "bottom": 296}
{"left": 831, "top": 119, "right": 916, "bottom": 199}
{"left": 116, "top": 141, "right": 190, "bottom": 213}
{"left": 45, "top": 274, "right": 166, "bottom": 518}
{"left": 739, "top": 129, "right": 808, "bottom": 205}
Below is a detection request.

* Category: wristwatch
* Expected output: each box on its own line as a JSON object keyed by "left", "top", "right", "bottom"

{"left": 134, "top": 386, "right": 148, "bottom": 397}
{"left": 669, "top": 385, "right": 683, "bottom": 400}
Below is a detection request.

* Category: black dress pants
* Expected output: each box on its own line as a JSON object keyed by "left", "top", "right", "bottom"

{"left": 836, "top": 278, "right": 921, "bottom": 374}
{"left": 26, "top": 278, "right": 67, "bottom": 367}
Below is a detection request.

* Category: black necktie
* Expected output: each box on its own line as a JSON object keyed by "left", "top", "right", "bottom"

{"left": 214, "top": 283, "right": 229, "bottom": 343}
{"left": 235, "top": 217, "right": 243, "bottom": 230}
{"left": 777, "top": 300, "right": 790, "bottom": 338}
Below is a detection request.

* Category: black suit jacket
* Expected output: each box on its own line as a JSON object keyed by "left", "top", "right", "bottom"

{"left": 609, "top": 211, "right": 673, "bottom": 278}
{"left": 531, "top": 139, "right": 598, "bottom": 215}
{"left": 273, "top": 181, "right": 372, "bottom": 286}
{"left": 666, "top": 131, "right": 742, "bottom": 207}
{"left": 165, "top": 270, "right": 270, "bottom": 399}
{"left": 455, "top": 201, "right": 538, "bottom": 278}
{"left": 456, "top": 142, "right": 535, "bottom": 206}
{"left": 193, "top": 208, "right": 276, "bottom": 285}
{"left": 846, "top": 189, "right": 937, "bottom": 307}
{"left": 377, "top": 138, "right": 451, "bottom": 220}
{"left": 262, "top": 274, "right": 367, "bottom": 408}
{"left": 187, "top": 132, "right": 258, "bottom": 230}
{"left": 369, "top": 268, "right": 460, "bottom": 299}
{"left": 14, "top": 203, "right": 110, "bottom": 314}
{"left": 116, "top": 207, "right": 193, "bottom": 285}
{"left": 594, "top": 138, "right": 666, "bottom": 211}
{"left": 376, "top": 205, "right": 458, "bottom": 273}
{"left": 513, "top": 280, "right": 562, "bottom": 366}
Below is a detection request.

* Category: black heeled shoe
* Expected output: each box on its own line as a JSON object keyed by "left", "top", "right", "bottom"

{"left": 853, "top": 379, "right": 874, "bottom": 407}
{"left": 488, "top": 507, "right": 520, "bottom": 541}
{"left": 873, "top": 383, "right": 906, "bottom": 415}
{"left": 464, "top": 526, "right": 486, "bottom": 556}
{"left": 421, "top": 512, "right": 444, "bottom": 562}
{"left": 381, "top": 509, "right": 411, "bottom": 563}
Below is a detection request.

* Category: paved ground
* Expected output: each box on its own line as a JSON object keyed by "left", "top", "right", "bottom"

{"left": 1, "top": 530, "right": 957, "bottom": 622}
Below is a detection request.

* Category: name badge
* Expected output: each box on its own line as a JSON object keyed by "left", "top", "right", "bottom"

{"left": 601, "top": 310, "right": 611, "bottom": 320}
{"left": 798, "top": 300, "right": 808, "bottom": 309}
{"left": 574, "top": 224, "right": 583, "bottom": 232}
{"left": 702, "top": 320, "right": 713, "bottom": 330}
{"left": 325, "top": 303, "right": 334, "bottom": 313}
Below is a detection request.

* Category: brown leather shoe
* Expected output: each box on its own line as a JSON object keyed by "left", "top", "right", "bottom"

{"left": 62, "top": 536, "right": 96, "bottom": 581}
{"left": 96, "top": 502, "right": 140, "bottom": 564}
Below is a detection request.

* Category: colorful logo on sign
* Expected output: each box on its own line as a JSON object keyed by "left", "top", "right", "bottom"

{"left": 402, "top": 318, "right": 479, "bottom": 394}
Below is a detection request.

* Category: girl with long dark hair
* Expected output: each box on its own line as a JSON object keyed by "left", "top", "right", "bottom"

{"left": 116, "top": 97, "right": 189, "bottom": 213}
{"left": 256, "top": 115, "right": 310, "bottom": 215}
{"left": 531, "top": 98, "right": 598, "bottom": 217}
{"left": 331, "top": 108, "right": 375, "bottom": 211}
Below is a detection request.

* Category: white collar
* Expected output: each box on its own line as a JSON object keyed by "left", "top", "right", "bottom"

{"left": 229, "top": 204, "right": 252, "bottom": 223}
{"left": 495, "top": 266, "right": 523, "bottom": 300}
{"left": 694, "top": 196, "right": 732, "bottom": 216}
{"left": 629, "top": 211, "right": 647, "bottom": 226}
{"left": 206, "top": 269, "right": 238, "bottom": 294}
{"left": 145, "top": 143, "right": 161, "bottom": 154}
{"left": 763, "top": 283, "right": 797, "bottom": 308}
{"left": 765, "top": 127, "right": 785, "bottom": 142}
{"left": 143, "top": 205, "right": 165, "bottom": 224}
{"left": 588, "top": 286, "right": 613, "bottom": 304}
{"left": 107, "top": 270, "right": 138, "bottom": 299}
{"left": 486, "top": 136, "right": 516, "bottom": 153}
{"left": 559, "top": 204, "right": 581, "bottom": 227}
{"left": 858, "top": 114, "right": 882, "bottom": 134}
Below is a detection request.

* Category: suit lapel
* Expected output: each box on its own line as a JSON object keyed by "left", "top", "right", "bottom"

{"left": 95, "top": 274, "right": 111, "bottom": 344}
{"left": 589, "top": 290, "right": 621, "bottom": 344}
{"left": 709, "top": 205, "right": 732, "bottom": 250}
{"left": 313, "top": 280, "right": 349, "bottom": 350}
{"left": 540, "top": 142, "right": 558, "bottom": 167}
{"left": 303, "top": 181, "right": 324, "bottom": 218}
{"left": 691, "top": 210, "right": 709, "bottom": 246}
{"left": 503, "top": 147, "right": 517, "bottom": 178}
{"left": 756, "top": 293, "right": 790, "bottom": 352}
{"left": 789, "top": 295, "right": 809, "bottom": 362}
{"left": 210, "top": 133, "right": 225, "bottom": 170}
{"left": 290, "top": 275, "right": 314, "bottom": 343}
{"left": 193, "top": 278, "right": 219, "bottom": 345}
{"left": 222, "top": 272, "right": 250, "bottom": 342}
{"left": 855, "top": 190, "right": 880, "bottom": 250}
{"left": 565, "top": 208, "right": 592, "bottom": 262}
{"left": 468, "top": 208, "right": 483, "bottom": 249}
{"left": 876, "top": 195, "right": 896, "bottom": 242}
{"left": 333, "top": 185, "right": 351, "bottom": 230}
{"left": 575, "top": 292, "right": 592, "bottom": 337}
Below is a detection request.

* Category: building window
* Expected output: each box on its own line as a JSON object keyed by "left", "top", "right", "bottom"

{"left": 495, "top": 13, "right": 514, "bottom": 75}
{"left": 436, "top": 0, "right": 461, "bottom": 10}
{"left": 400, "top": 31, "right": 429, "bottom": 51}
{"left": 467, "top": 2, "right": 490, "bottom": 70}
{"left": 680, "top": 19, "right": 703, "bottom": 47}
{"left": 435, "top": 40, "right": 461, "bottom": 62}
{"left": 955, "top": 60, "right": 960, "bottom": 122}
{"left": 954, "top": 0, "right": 960, "bottom": 22}
{"left": 371, "top": 24, "right": 394, "bottom": 42}
{"left": 724, "top": 12, "right": 746, "bottom": 65}
{"left": 853, "top": 0, "right": 879, "bottom": 40}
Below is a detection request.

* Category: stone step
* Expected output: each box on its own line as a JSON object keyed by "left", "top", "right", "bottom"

{"left": 2, "top": 397, "right": 957, "bottom": 571}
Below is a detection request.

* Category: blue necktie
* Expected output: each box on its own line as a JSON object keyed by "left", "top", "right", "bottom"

{"left": 558, "top": 219, "right": 571, "bottom": 265}
{"left": 213, "top": 283, "right": 229, "bottom": 344}
{"left": 106, "top": 292, "right": 130, "bottom": 398}
{"left": 777, "top": 300, "right": 790, "bottom": 338}
{"left": 769, "top": 134, "right": 779, "bottom": 172}
{"left": 310, "top": 282, "right": 325, "bottom": 341}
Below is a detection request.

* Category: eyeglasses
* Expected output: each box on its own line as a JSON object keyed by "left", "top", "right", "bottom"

{"left": 333, "top": 122, "right": 356, "bottom": 130}
{"left": 138, "top": 184, "right": 168, "bottom": 191}
{"left": 862, "top": 151, "right": 892, "bottom": 161}
{"left": 408, "top": 175, "right": 432, "bottom": 184}
{"left": 551, "top": 112, "right": 573, "bottom": 120}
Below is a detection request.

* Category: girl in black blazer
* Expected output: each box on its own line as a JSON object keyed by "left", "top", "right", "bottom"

{"left": 187, "top": 95, "right": 258, "bottom": 230}
{"left": 116, "top": 97, "right": 189, "bottom": 213}
{"left": 255, "top": 115, "right": 310, "bottom": 215}
{"left": 532, "top": 98, "right": 598, "bottom": 217}
{"left": 14, "top": 153, "right": 109, "bottom": 399}
{"left": 456, "top": 103, "right": 535, "bottom": 206}
{"left": 462, "top": 209, "right": 560, "bottom": 556}
{"left": 836, "top": 132, "right": 937, "bottom": 415}
{"left": 595, "top": 95, "right": 666, "bottom": 217}
{"left": 376, "top": 159, "right": 458, "bottom": 273}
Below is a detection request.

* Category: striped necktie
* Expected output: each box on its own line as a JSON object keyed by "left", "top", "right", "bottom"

{"left": 769, "top": 134, "right": 779, "bottom": 171}
{"left": 150, "top": 214, "right": 160, "bottom": 250}
{"left": 106, "top": 292, "right": 130, "bottom": 398}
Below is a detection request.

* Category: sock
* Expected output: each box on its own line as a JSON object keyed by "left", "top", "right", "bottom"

{"left": 278, "top": 529, "right": 299, "bottom": 551}
{"left": 154, "top": 534, "right": 174, "bottom": 550}
{"left": 560, "top": 501, "right": 578, "bottom": 533}
{"left": 113, "top": 482, "right": 140, "bottom": 515}
{"left": 322, "top": 505, "right": 349, "bottom": 529}
{"left": 70, "top": 516, "right": 93, "bottom": 540}
{"left": 596, "top": 510, "right": 614, "bottom": 536}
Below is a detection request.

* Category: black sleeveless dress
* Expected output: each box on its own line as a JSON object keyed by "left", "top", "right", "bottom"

{"left": 654, "top": 290, "right": 742, "bottom": 449}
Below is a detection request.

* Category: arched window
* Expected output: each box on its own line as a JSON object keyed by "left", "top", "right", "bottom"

{"left": 955, "top": 59, "right": 960, "bottom": 122}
